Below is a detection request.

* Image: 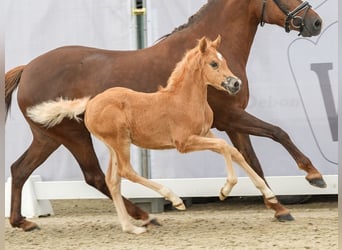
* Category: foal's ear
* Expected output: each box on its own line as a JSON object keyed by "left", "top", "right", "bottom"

{"left": 212, "top": 35, "right": 221, "bottom": 49}
{"left": 199, "top": 36, "right": 208, "bottom": 53}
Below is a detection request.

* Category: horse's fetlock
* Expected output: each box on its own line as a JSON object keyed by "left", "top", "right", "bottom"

{"left": 227, "top": 177, "right": 238, "bottom": 186}
{"left": 159, "top": 186, "right": 171, "bottom": 197}
{"left": 10, "top": 216, "right": 23, "bottom": 228}
{"left": 268, "top": 197, "right": 279, "bottom": 204}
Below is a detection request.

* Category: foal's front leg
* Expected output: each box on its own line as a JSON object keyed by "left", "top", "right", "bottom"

{"left": 214, "top": 107, "right": 326, "bottom": 188}
{"left": 227, "top": 131, "right": 293, "bottom": 220}
{"left": 176, "top": 132, "right": 277, "bottom": 201}
{"left": 175, "top": 132, "right": 238, "bottom": 198}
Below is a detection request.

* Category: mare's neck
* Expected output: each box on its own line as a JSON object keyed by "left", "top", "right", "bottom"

{"left": 155, "top": 0, "right": 259, "bottom": 69}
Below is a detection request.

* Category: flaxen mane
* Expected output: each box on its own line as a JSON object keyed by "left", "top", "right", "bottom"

{"left": 159, "top": 46, "right": 201, "bottom": 92}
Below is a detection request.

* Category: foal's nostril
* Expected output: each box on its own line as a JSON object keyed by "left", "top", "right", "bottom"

{"left": 233, "top": 80, "right": 240, "bottom": 88}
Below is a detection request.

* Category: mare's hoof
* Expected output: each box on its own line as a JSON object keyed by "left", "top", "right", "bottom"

{"left": 21, "top": 220, "right": 40, "bottom": 232}
{"left": 142, "top": 217, "right": 162, "bottom": 227}
{"left": 149, "top": 218, "right": 162, "bottom": 226}
{"left": 276, "top": 213, "right": 295, "bottom": 222}
{"left": 307, "top": 178, "right": 327, "bottom": 188}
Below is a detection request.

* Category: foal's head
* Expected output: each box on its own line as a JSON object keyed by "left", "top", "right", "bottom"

{"left": 166, "top": 36, "right": 241, "bottom": 95}
{"left": 197, "top": 36, "right": 241, "bottom": 95}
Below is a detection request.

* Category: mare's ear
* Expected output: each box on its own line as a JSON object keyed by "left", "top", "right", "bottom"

{"left": 199, "top": 36, "right": 208, "bottom": 53}
{"left": 212, "top": 35, "right": 221, "bottom": 49}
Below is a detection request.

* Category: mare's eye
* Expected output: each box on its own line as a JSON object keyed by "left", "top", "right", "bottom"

{"left": 210, "top": 61, "right": 218, "bottom": 69}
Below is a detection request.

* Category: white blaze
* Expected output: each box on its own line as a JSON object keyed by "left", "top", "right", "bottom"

{"left": 217, "top": 52, "right": 223, "bottom": 61}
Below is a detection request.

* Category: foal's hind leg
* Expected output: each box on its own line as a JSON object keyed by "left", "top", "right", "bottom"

{"left": 9, "top": 127, "right": 60, "bottom": 231}
{"left": 105, "top": 149, "right": 147, "bottom": 234}
{"left": 60, "top": 126, "right": 155, "bottom": 224}
{"left": 113, "top": 143, "right": 185, "bottom": 211}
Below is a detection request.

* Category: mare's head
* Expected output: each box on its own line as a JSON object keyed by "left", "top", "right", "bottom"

{"left": 196, "top": 36, "right": 241, "bottom": 95}
{"left": 259, "top": 0, "right": 322, "bottom": 37}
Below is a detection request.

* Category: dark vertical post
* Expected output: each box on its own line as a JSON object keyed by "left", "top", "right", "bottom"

{"left": 133, "top": 0, "right": 150, "bottom": 179}
{"left": 133, "top": 0, "right": 147, "bottom": 50}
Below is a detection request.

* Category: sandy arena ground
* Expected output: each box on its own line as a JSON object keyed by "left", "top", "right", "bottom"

{"left": 5, "top": 196, "right": 338, "bottom": 250}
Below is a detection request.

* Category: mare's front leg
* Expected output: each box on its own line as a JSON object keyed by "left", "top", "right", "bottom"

{"left": 213, "top": 107, "right": 326, "bottom": 188}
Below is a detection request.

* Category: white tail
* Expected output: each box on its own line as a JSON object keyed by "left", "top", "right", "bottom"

{"left": 26, "top": 97, "right": 90, "bottom": 128}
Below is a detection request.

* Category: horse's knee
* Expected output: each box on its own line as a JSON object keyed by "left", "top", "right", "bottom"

{"left": 174, "top": 140, "right": 188, "bottom": 153}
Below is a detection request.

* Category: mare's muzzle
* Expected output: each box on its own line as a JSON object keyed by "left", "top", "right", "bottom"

{"left": 221, "top": 76, "right": 242, "bottom": 95}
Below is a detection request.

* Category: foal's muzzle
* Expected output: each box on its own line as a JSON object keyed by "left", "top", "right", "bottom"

{"left": 221, "top": 76, "right": 242, "bottom": 95}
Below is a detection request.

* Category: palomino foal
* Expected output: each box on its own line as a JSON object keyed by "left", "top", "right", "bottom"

{"left": 27, "top": 36, "right": 278, "bottom": 234}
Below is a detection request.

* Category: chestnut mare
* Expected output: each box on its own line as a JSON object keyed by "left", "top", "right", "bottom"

{"left": 5, "top": 0, "right": 325, "bottom": 231}
{"left": 27, "top": 37, "right": 279, "bottom": 234}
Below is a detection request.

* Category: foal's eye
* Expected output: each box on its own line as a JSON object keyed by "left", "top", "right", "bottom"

{"left": 210, "top": 61, "right": 218, "bottom": 69}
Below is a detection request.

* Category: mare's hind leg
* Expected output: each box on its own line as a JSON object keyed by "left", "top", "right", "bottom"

{"left": 59, "top": 124, "right": 156, "bottom": 225}
{"left": 9, "top": 127, "right": 60, "bottom": 231}
{"left": 227, "top": 132, "right": 293, "bottom": 221}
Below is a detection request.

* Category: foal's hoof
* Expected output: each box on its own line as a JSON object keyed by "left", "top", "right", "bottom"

{"left": 276, "top": 213, "right": 295, "bottom": 222}
{"left": 124, "top": 226, "right": 147, "bottom": 235}
{"left": 219, "top": 187, "right": 230, "bottom": 201}
{"left": 219, "top": 191, "right": 227, "bottom": 201}
{"left": 307, "top": 177, "right": 327, "bottom": 188}
{"left": 173, "top": 202, "right": 186, "bottom": 211}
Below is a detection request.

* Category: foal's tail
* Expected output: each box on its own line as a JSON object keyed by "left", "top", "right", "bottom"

{"left": 26, "top": 97, "right": 91, "bottom": 128}
{"left": 5, "top": 65, "right": 25, "bottom": 120}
